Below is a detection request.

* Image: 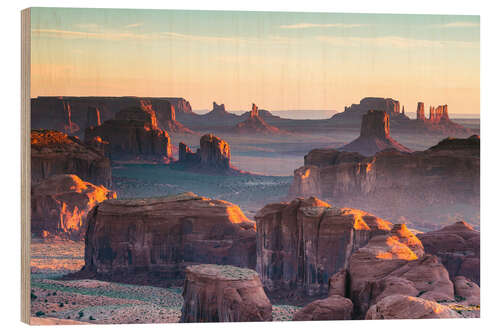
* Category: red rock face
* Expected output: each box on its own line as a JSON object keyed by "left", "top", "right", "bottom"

{"left": 86, "top": 107, "right": 101, "bottom": 128}
{"left": 345, "top": 97, "right": 401, "bottom": 114}
{"left": 31, "top": 130, "right": 112, "bottom": 187}
{"left": 180, "top": 264, "right": 272, "bottom": 322}
{"left": 290, "top": 135, "right": 480, "bottom": 228}
{"left": 83, "top": 193, "right": 256, "bottom": 285}
{"left": 176, "top": 134, "right": 243, "bottom": 174}
{"left": 341, "top": 110, "right": 412, "bottom": 156}
{"left": 85, "top": 106, "right": 173, "bottom": 163}
{"left": 417, "top": 221, "right": 480, "bottom": 285}
{"left": 365, "top": 295, "right": 460, "bottom": 319}
{"left": 416, "top": 102, "right": 426, "bottom": 121}
{"left": 292, "top": 295, "right": 353, "bottom": 321}
{"left": 31, "top": 174, "right": 116, "bottom": 240}
{"left": 255, "top": 197, "right": 392, "bottom": 296}
{"left": 140, "top": 99, "right": 194, "bottom": 133}
{"left": 347, "top": 224, "right": 454, "bottom": 317}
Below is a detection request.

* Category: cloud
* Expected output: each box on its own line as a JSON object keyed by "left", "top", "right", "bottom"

{"left": 32, "top": 29, "right": 158, "bottom": 40}
{"left": 434, "top": 22, "right": 480, "bottom": 28}
{"left": 280, "top": 23, "right": 365, "bottom": 29}
{"left": 74, "top": 23, "right": 100, "bottom": 31}
{"left": 315, "top": 35, "right": 477, "bottom": 49}
{"left": 125, "top": 23, "right": 143, "bottom": 28}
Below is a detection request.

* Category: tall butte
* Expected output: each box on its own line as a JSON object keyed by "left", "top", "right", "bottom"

{"left": 233, "top": 103, "right": 283, "bottom": 135}
{"left": 340, "top": 110, "right": 412, "bottom": 156}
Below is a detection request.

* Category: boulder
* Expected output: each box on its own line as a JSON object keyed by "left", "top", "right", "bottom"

{"left": 292, "top": 295, "right": 353, "bottom": 321}
{"left": 365, "top": 295, "right": 460, "bottom": 319}
{"left": 180, "top": 264, "right": 272, "bottom": 322}
{"left": 348, "top": 225, "right": 454, "bottom": 317}
{"left": 83, "top": 193, "right": 256, "bottom": 286}
{"left": 417, "top": 221, "right": 480, "bottom": 284}
{"left": 454, "top": 276, "right": 480, "bottom": 305}
{"left": 255, "top": 197, "right": 392, "bottom": 296}
{"left": 31, "top": 129, "right": 112, "bottom": 187}
{"left": 290, "top": 136, "right": 480, "bottom": 229}
{"left": 328, "top": 269, "right": 348, "bottom": 297}
{"left": 84, "top": 106, "right": 173, "bottom": 162}
{"left": 31, "top": 174, "right": 116, "bottom": 240}
{"left": 340, "top": 110, "right": 412, "bottom": 156}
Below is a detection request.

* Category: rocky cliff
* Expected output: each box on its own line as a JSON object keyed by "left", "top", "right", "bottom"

{"left": 31, "top": 174, "right": 116, "bottom": 240}
{"left": 340, "top": 110, "right": 412, "bottom": 156}
{"left": 31, "top": 130, "right": 112, "bottom": 187}
{"left": 31, "top": 96, "right": 193, "bottom": 136}
{"left": 140, "top": 99, "right": 194, "bottom": 133}
{"left": 82, "top": 193, "right": 256, "bottom": 286}
{"left": 84, "top": 106, "right": 173, "bottom": 163}
{"left": 290, "top": 135, "right": 480, "bottom": 229}
{"left": 255, "top": 197, "right": 392, "bottom": 296}
{"left": 417, "top": 221, "right": 480, "bottom": 285}
{"left": 175, "top": 134, "right": 244, "bottom": 174}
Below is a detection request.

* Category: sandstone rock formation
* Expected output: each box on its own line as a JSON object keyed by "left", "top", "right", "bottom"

{"left": 85, "top": 106, "right": 173, "bottom": 162}
{"left": 180, "top": 264, "right": 272, "bottom": 322}
{"left": 175, "top": 134, "right": 244, "bottom": 174}
{"left": 417, "top": 221, "right": 480, "bottom": 284}
{"left": 31, "top": 174, "right": 116, "bottom": 240}
{"left": 31, "top": 96, "right": 193, "bottom": 137}
{"left": 290, "top": 135, "right": 480, "bottom": 229}
{"left": 31, "top": 130, "right": 112, "bottom": 187}
{"left": 347, "top": 224, "right": 454, "bottom": 317}
{"left": 255, "top": 197, "right": 392, "bottom": 296}
{"left": 86, "top": 106, "right": 101, "bottom": 128}
{"left": 340, "top": 110, "right": 412, "bottom": 156}
{"left": 82, "top": 193, "right": 256, "bottom": 285}
{"left": 365, "top": 295, "right": 460, "bottom": 319}
{"left": 453, "top": 276, "right": 480, "bottom": 305}
{"left": 233, "top": 104, "right": 284, "bottom": 135}
{"left": 140, "top": 100, "right": 193, "bottom": 133}
{"left": 292, "top": 295, "right": 353, "bottom": 321}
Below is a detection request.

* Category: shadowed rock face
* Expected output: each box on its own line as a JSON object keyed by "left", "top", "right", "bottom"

{"left": 255, "top": 197, "right": 392, "bottom": 296}
{"left": 31, "top": 174, "right": 116, "bottom": 240}
{"left": 290, "top": 135, "right": 480, "bottom": 228}
{"left": 85, "top": 106, "right": 173, "bottom": 163}
{"left": 417, "top": 221, "right": 480, "bottom": 285}
{"left": 31, "top": 130, "right": 112, "bottom": 187}
{"left": 180, "top": 264, "right": 272, "bottom": 322}
{"left": 83, "top": 193, "right": 256, "bottom": 286}
{"left": 86, "top": 107, "right": 101, "bottom": 128}
{"left": 176, "top": 134, "right": 243, "bottom": 174}
{"left": 292, "top": 295, "right": 353, "bottom": 321}
{"left": 340, "top": 110, "right": 412, "bottom": 156}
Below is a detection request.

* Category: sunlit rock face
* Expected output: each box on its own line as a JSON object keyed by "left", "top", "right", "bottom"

{"left": 255, "top": 197, "right": 392, "bottom": 297}
{"left": 176, "top": 134, "right": 243, "bottom": 174}
{"left": 84, "top": 106, "right": 173, "bottom": 162}
{"left": 83, "top": 193, "right": 256, "bottom": 286}
{"left": 340, "top": 110, "right": 412, "bottom": 156}
{"left": 180, "top": 264, "right": 272, "bottom": 322}
{"left": 290, "top": 135, "right": 480, "bottom": 228}
{"left": 417, "top": 221, "right": 480, "bottom": 285}
{"left": 347, "top": 224, "right": 454, "bottom": 318}
{"left": 233, "top": 103, "right": 283, "bottom": 135}
{"left": 31, "top": 130, "right": 112, "bottom": 187}
{"left": 31, "top": 174, "right": 116, "bottom": 240}
{"left": 140, "top": 99, "right": 194, "bottom": 133}
{"left": 365, "top": 295, "right": 460, "bottom": 319}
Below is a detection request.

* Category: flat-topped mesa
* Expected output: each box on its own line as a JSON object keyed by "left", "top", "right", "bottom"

{"left": 340, "top": 110, "right": 412, "bottom": 156}
{"left": 31, "top": 174, "right": 116, "bottom": 240}
{"left": 84, "top": 106, "right": 173, "bottom": 163}
{"left": 82, "top": 193, "right": 256, "bottom": 286}
{"left": 180, "top": 264, "right": 272, "bottom": 322}
{"left": 31, "top": 129, "right": 112, "bottom": 187}
{"left": 345, "top": 97, "right": 401, "bottom": 115}
{"left": 212, "top": 101, "right": 227, "bottom": 114}
{"left": 255, "top": 197, "right": 393, "bottom": 296}
{"left": 176, "top": 134, "right": 243, "bottom": 174}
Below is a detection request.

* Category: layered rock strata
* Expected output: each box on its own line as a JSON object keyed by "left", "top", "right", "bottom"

{"left": 31, "top": 174, "right": 116, "bottom": 240}
{"left": 180, "top": 264, "right": 272, "bottom": 322}
{"left": 82, "top": 193, "right": 256, "bottom": 285}
{"left": 31, "top": 129, "right": 112, "bottom": 187}
{"left": 255, "top": 197, "right": 392, "bottom": 296}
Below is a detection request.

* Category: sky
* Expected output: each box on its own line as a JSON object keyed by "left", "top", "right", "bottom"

{"left": 30, "top": 8, "right": 480, "bottom": 117}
